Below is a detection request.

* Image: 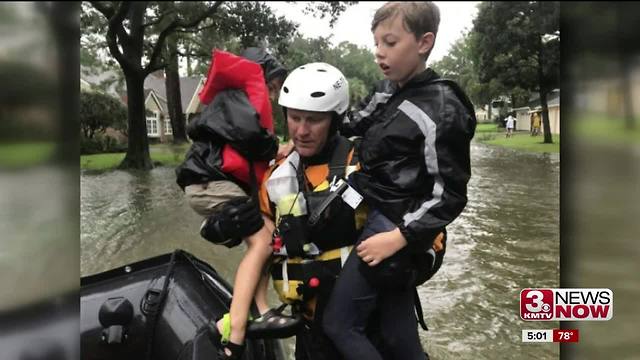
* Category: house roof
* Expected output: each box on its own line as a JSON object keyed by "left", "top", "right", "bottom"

{"left": 143, "top": 74, "right": 203, "bottom": 111}
{"left": 156, "top": 93, "right": 168, "bottom": 113}
{"left": 81, "top": 65, "right": 203, "bottom": 113}
{"left": 144, "top": 89, "right": 168, "bottom": 114}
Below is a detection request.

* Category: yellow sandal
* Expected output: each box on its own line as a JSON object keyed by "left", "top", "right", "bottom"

{"left": 208, "top": 313, "right": 245, "bottom": 360}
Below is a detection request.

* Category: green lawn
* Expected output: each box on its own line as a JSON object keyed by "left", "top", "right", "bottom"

{"left": 575, "top": 113, "right": 640, "bottom": 144}
{"left": 476, "top": 123, "right": 500, "bottom": 133}
{"left": 81, "top": 143, "right": 190, "bottom": 171}
{"left": 483, "top": 132, "right": 560, "bottom": 153}
{"left": 474, "top": 123, "right": 559, "bottom": 154}
{"left": 0, "top": 142, "right": 55, "bottom": 168}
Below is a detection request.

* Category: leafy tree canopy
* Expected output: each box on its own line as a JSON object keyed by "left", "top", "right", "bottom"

{"left": 80, "top": 90, "right": 127, "bottom": 139}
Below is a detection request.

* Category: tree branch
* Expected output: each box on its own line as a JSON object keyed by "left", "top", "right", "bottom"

{"left": 144, "top": 1, "right": 224, "bottom": 75}
{"left": 128, "top": 2, "right": 148, "bottom": 48}
{"left": 91, "top": 2, "right": 130, "bottom": 42}
{"left": 142, "top": 8, "right": 176, "bottom": 28}
{"left": 89, "top": 1, "right": 114, "bottom": 18}
{"left": 176, "top": 49, "right": 210, "bottom": 58}
{"left": 176, "top": 1, "right": 224, "bottom": 28}
{"left": 174, "top": 23, "right": 218, "bottom": 34}
{"left": 99, "top": 2, "right": 139, "bottom": 73}
{"left": 185, "top": 37, "right": 208, "bottom": 49}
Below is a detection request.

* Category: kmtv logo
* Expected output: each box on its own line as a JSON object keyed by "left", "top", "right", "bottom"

{"left": 520, "top": 288, "right": 613, "bottom": 321}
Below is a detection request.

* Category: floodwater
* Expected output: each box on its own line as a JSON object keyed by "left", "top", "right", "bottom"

{"left": 81, "top": 141, "right": 560, "bottom": 359}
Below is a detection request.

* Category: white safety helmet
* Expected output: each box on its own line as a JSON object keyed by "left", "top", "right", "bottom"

{"left": 278, "top": 62, "right": 349, "bottom": 115}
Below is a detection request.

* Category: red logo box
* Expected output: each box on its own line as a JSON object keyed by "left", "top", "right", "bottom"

{"left": 520, "top": 289, "right": 554, "bottom": 320}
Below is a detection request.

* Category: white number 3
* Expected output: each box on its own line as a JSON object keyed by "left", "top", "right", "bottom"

{"left": 526, "top": 290, "right": 545, "bottom": 313}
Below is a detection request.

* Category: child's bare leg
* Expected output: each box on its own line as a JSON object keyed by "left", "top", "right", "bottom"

{"left": 217, "top": 225, "right": 272, "bottom": 347}
{"left": 254, "top": 216, "right": 275, "bottom": 314}
{"left": 254, "top": 270, "right": 271, "bottom": 314}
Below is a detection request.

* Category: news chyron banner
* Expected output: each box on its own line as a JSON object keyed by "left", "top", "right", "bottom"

{"left": 520, "top": 288, "right": 613, "bottom": 321}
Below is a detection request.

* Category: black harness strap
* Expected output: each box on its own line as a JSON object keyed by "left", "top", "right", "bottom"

{"left": 414, "top": 288, "right": 429, "bottom": 331}
{"left": 145, "top": 250, "right": 179, "bottom": 360}
{"left": 327, "top": 137, "right": 353, "bottom": 183}
{"left": 271, "top": 258, "right": 343, "bottom": 280}
{"left": 248, "top": 159, "right": 260, "bottom": 205}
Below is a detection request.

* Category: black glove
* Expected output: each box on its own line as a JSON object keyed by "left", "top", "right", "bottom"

{"left": 200, "top": 197, "right": 264, "bottom": 248}
{"left": 246, "top": 133, "right": 278, "bottom": 161}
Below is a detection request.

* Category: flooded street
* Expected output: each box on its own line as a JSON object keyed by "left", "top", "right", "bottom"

{"left": 81, "top": 141, "right": 560, "bottom": 359}
{"left": 419, "top": 142, "right": 559, "bottom": 359}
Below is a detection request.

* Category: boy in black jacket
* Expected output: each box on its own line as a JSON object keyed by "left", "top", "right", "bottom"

{"left": 322, "top": 3, "right": 477, "bottom": 360}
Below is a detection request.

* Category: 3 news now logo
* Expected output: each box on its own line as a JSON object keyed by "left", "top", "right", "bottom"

{"left": 520, "top": 288, "right": 613, "bottom": 321}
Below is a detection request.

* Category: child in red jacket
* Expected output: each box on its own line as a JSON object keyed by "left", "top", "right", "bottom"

{"left": 176, "top": 48, "right": 298, "bottom": 359}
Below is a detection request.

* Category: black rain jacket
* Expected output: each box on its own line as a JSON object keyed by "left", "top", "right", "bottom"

{"left": 341, "top": 69, "right": 477, "bottom": 251}
{"left": 175, "top": 48, "right": 286, "bottom": 191}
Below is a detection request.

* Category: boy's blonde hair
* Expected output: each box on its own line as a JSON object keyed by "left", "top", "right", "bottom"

{"left": 371, "top": 2, "right": 440, "bottom": 58}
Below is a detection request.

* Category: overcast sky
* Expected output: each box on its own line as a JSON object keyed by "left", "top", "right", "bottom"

{"left": 266, "top": 1, "right": 480, "bottom": 65}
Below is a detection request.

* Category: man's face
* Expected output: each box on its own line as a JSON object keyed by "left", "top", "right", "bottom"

{"left": 373, "top": 14, "right": 434, "bottom": 87}
{"left": 287, "top": 108, "right": 332, "bottom": 158}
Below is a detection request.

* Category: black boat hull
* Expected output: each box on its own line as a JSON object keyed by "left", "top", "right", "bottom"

{"left": 81, "top": 250, "right": 285, "bottom": 360}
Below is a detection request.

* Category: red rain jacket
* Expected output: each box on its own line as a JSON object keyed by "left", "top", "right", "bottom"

{"left": 196, "top": 49, "right": 274, "bottom": 187}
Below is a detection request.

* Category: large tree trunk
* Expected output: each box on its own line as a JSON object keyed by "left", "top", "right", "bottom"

{"left": 186, "top": 42, "right": 193, "bottom": 76}
{"left": 539, "top": 89, "right": 553, "bottom": 143}
{"left": 165, "top": 33, "right": 188, "bottom": 144}
{"left": 117, "top": 3, "right": 153, "bottom": 169}
{"left": 120, "top": 73, "right": 153, "bottom": 170}
{"left": 537, "top": 33, "right": 553, "bottom": 144}
{"left": 92, "top": 0, "right": 222, "bottom": 169}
